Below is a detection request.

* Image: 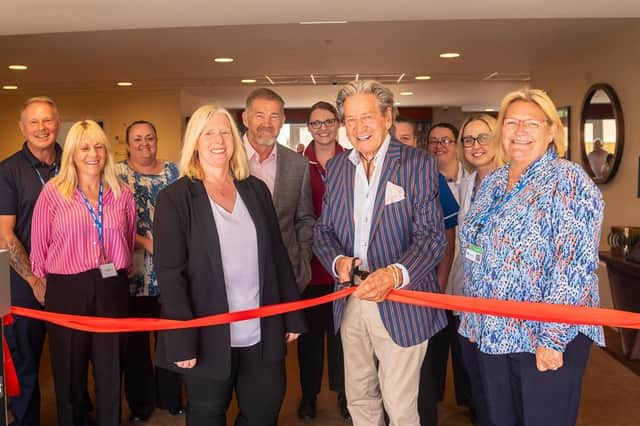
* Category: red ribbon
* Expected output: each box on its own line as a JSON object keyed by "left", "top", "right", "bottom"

{"left": 10, "top": 288, "right": 640, "bottom": 332}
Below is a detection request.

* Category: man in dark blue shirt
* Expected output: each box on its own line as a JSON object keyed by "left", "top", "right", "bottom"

{"left": 0, "top": 96, "right": 62, "bottom": 426}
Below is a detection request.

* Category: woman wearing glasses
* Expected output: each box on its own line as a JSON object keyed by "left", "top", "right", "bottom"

{"left": 458, "top": 89, "right": 604, "bottom": 425}
{"left": 296, "top": 101, "right": 350, "bottom": 421}
{"left": 451, "top": 114, "right": 503, "bottom": 425}
{"left": 422, "top": 123, "right": 471, "bottom": 425}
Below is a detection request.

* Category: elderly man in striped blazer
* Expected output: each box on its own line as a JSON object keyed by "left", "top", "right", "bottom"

{"left": 314, "top": 80, "right": 447, "bottom": 426}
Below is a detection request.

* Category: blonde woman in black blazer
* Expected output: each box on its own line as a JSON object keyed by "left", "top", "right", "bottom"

{"left": 153, "top": 105, "right": 306, "bottom": 426}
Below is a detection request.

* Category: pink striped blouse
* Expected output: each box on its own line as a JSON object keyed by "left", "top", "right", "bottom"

{"left": 30, "top": 181, "right": 136, "bottom": 277}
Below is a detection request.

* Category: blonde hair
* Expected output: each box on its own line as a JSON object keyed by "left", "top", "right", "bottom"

{"left": 457, "top": 114, "right": 505, "bottom": 171}
{"left": 52, "top": 120, "right": 122, "bottom": 199}
{"left": 179, "top": 105, "right": 250, "bottom": 181}
{"left": 20, "top": 96, "right": 59, "bottom": 122}
{"left": 494, "top": 88, "right": 566, "bottom": 159}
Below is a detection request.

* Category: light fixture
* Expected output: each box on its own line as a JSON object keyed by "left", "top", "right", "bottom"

{"left": 213, "top": 57, "right": 234, "bottom": 63}
{"left": 310, "top": 74, "right": 316, "bottom": 85}
{"left": 299, "top": 20, "right": 347, "bottom": 25}
{"left": 8, "top": 65, "right": 28, "bottom": 70}
{"left": 241, "top": 79, "right": 256, "bottom": 84}
{"left": 2, "top": 85, "right": 18, "bottom": 90}
{"left": 394, "top": 102, "right": 401, "bottom": 106}
{"left": 117, "top": 81, "right": 133, "bottom": 87}
{"left": 355, "top": 73, "right": 359, "bottom": 81}
{"left": 396, "top": 73, "right": 405, "bottom": 84}
{"left": 440, "top": 52, "right": 461, "bottom": 58}
{"left": 415, "top": 75, "right": 431, "bottom": 80}
{"left": 399, "top": 91, "right": 414, "bottom": 96}
{"left": 484, "top": 108, "right": 495, "bottom": 112}
{"left": 265, "top": 75, "right": 275, "bottom": 85}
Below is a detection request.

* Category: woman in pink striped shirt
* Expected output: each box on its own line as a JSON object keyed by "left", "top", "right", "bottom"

{"left": 30, "top": 120, "right": 136, "bottom": 426}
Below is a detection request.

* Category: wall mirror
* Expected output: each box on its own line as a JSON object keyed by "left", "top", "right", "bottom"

{"left": 580, "top": 83, "right": 624, "bottom": 183}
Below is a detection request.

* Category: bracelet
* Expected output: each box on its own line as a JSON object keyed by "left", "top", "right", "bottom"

{"left": 387, "top": 265, "right": 402, "bottom": 289}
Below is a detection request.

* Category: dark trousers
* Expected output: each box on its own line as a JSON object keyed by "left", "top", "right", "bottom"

{"left": 419, "top": 311, "right": 471, "bottom": 426}
{"left": 297, "top": 284, "right": 345, "bottom": 400}
{"left": 183, "top": 343, "right": 286, "bottom": 426}
{"left": 478, "top": 333, "right": 592, "bottom": 426}
{"left": 123, "top": 295, "right": 183, "bottom": 417}
{"left": 5, "top": 305, "right": 46, "bottom": 426}
{"left": 458, "top": 335, "right": 491, "bottom": 426}
{"left": 46, "top": 269, "right": 129, "bottom": 426}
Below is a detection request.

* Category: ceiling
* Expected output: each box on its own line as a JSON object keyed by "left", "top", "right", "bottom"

{"left": 1, "top": 1, "right": 639, "bottom": 110}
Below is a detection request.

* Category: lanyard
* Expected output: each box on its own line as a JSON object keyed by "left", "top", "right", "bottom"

{"left": 310, "top": 161, "right": 327, "bottom": 185}
{"left": 78, "top": 182, "right": 106, "bottom": 260}
{"left": 471, "top": 178, "right": 525, "bottom": 241}
{"left": 33, "top": 163, "right": 59, "bottom": 186}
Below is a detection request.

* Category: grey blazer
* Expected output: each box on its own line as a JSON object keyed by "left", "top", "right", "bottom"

{"left": 272, "top": 143, "right": 315, "bottom": 292}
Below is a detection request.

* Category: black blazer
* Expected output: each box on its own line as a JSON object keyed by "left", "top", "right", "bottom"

{"left": 153, "top": 175, "right": 306, "bottom": 379}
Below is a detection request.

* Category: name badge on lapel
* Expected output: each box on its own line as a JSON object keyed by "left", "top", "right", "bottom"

{"left": 465, "top": 244, "right": 483, "bottom": 264}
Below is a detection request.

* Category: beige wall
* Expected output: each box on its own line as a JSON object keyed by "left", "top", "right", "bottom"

{"left": 0, "top": 89, "right": 183, "bottom": 163}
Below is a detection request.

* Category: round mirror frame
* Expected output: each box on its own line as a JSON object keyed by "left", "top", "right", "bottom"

{"left": 580, "top": 83, "right": 625, "bottom": 184}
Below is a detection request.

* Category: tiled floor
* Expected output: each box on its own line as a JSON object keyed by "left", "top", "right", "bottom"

{"left": 34, "top": 328, "right": 640, "bottom": 425}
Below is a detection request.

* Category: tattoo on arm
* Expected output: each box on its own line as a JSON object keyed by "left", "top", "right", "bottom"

{"left": 7, "top": 237, "right": 35, "bottom": 283}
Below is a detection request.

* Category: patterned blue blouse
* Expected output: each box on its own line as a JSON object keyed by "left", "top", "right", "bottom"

{"left": 116, "top": 161, "right": 179, "bottom": 296}
{"left": 458, "top": 149, "right": 605, "bottom": 354}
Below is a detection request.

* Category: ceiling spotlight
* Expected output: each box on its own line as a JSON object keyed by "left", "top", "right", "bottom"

{"left": 214, "top": 57, "right": 234, "bottom": 63}
{"left": 415, "top": 75, "right": 431, "bottom": 80}
{"left": 310, "top": 74, "right": 317, "bottom": 85}
{"left": 117, "top": 81, "right": 133, "bottom": 87}
{"left": 399, "top": 91, "right": 414, "bottom": 96}
{"left": 2, "top": 85, "right": 18, "bottom": 90}
{"left": 396, "top": 73, "right": 405, "bottom": 84}
{"left": 394, "top": 102, "right": 401, "bottom": 106}
{"left": 299, "top": 20, "right": 347, "bottom": 25}
{"left": 484, "top": 108, "right": 495, "bottom": 112}
{"left": 440, "top": 52, "right": 461, "bottom": 59}
{"left": 241, "top": 79, "right": 257, "bottom": 84}
{"left": 265, "top": 75, "right": 275, "bottom": 85}
{"left": 8, "top": 65, "right": 28, "bottom": 70}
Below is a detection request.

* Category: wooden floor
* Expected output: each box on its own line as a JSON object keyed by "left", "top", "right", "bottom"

{"left": 32, "top": 328, "right": 640, "bottom": 425}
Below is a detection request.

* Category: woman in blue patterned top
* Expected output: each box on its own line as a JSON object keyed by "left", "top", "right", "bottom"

{"left": 458, "top": 89, "right": 604, "bottom": 426}
{"left": 115, "top": 120, "right": 183, "bottom": 421}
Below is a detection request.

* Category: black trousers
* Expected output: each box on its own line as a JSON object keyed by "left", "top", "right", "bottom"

{"left": 46, "top": 269, "right": 129, "bottom": 426}
{"left": 478, "top": 333, "right": 592, "bottom": 426}
{"left": 123, "top": 295, "right": 183, "bottom": 417}
{"left": 5, "top": 306, "right": 46, "bottom": 426}
{"left": 296, "top": 284, "right": 345, "bottom": 399}
{"left": 183, "top": 343, "right": 286, "bottom": 426}
{"left": 418, "top": 311, "right": 471, "bottom": 426}
{"left": 458, "top": 335, "right": 491, "bottom": 426}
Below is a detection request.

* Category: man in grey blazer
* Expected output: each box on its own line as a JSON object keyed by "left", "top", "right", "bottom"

{"left": 242, "top": 88, "right": 315, "bottom": 292}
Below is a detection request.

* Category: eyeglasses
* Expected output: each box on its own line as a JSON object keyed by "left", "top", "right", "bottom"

{"left": 427, "top": 137, "right": 455, "bottom": 146}
{"left": 503, "top": 118, "right": 548, "bottom": 131}
{"left": 309, "top": 118, "right": 338, "bottom": 129}
{"left": 462, "top": 133, "right": 491, "bottom": 148}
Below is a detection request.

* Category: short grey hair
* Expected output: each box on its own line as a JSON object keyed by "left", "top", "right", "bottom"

{"left": 20, "top": 96, "right": 59, "bottom": 121}
{"left": 335, "top": 80, "right": 397, "bottom": 122}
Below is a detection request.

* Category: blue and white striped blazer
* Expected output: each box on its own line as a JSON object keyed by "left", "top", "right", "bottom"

{"left": 314, "top": 140, "right": 447, "bottom": 347}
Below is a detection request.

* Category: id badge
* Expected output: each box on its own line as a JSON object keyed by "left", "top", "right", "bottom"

{"left": 465, "top": 244, "right": 483, "bottom": 264}
{"left": 99, "top": 262, "right": 118, "bottom": 279}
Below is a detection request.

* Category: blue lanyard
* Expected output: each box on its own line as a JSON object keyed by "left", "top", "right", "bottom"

{"left": 471, "top": 179, "right": 525, "bottom": 241}
{"left": 78, "top": 182, "right": 106, "bottom": 258}
{"left": 33, "top": 163, "right": 59, "bottom": 186}
{"left": 309, "top": 161, "right": 327, "bottom": 185}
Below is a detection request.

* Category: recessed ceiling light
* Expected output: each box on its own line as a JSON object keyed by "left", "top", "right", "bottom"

{"left": 399, "top": 91, "right": 414, "bottom": 96}
{"left": 8, "top": 65, "right": 28, "bottom": 70}
{"left": 299, "top": 20, "right": 347, "bottom": 25}
{"left": 117, "top": 81, "right": 133, "bottom": 87}
{"left": 415, "top": 75, "right": 431, "bottom": 80}
{"left": 484, "top": 108, "right": 495, "bottom": 112}
{"left": 440, "top": 52, "right": 461, "bottom": 59}
{"left": 2, "top": 85, "right": 18, "bottom": 90}
{"left": 394, "top": 102, "right": 401, "bottom": 106}
{"left": 241, "top": 79, "right": 256, "bottom": 84}
{"left": 214, "top": 57, "right": 234, "bottom": 63}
